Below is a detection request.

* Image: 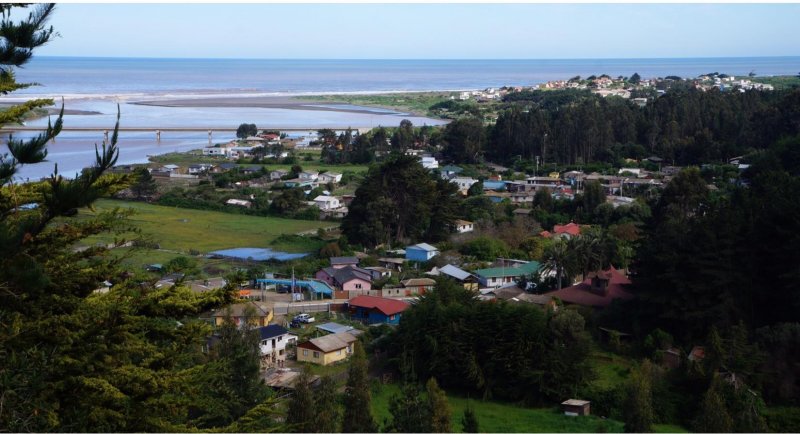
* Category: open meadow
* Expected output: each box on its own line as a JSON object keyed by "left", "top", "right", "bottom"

{"left": 370, "top": 382, "right": 686, "bottom": 433}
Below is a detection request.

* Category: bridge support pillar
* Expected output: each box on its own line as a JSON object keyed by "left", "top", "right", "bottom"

{"left": 208, "top": 130, "right": 212, "bottom": 146}
{"left": 103, "top": 130, "right": 109, "bottom": 144}
{"left": 156, "top": 130, "right": 161, "bottom": 142}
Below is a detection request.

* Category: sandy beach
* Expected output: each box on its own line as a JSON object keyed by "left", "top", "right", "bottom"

{"left": 131, "top": 95, "right": 402, "bottom": 115}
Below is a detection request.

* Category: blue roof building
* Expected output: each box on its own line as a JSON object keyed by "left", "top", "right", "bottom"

{"left": 405, "top": 243, "right": 439, "bottom": 262}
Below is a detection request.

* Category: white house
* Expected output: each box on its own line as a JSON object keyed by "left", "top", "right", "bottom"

{"left": 226, "top": 198, "right": 252, "bottom": 208}
{"left": 299, "top": 171, "right": 319, "bottom": 181}
{"left": 451, "top": 177, "right": 478, "bottom": 191}
{"left": 313, "top": 195, "right": 340, "bottom": 211}
{"left": 455, "top": 219, "right": 474, "bottom": 233}
{"left": 188, "top": 164, "right": 212, "bottom": 174}
{"left": 318, "top": 172, "right": 343, "bottom": 184}
{"left": 618, "top": 168, "right": 642, "bottom": 177}
{"left": 203, "top": 147, "right": 229, "bottom": 156}
{"left": 421, "top": 157, "right": 439, "bottom": 169}
{"left": 162, "top": 164, "right": 179, "bottom": 172}
{"left": 270, "top": 169, "right": 289, "bottom": 181}
{"left": 257, "top": 325, "right": 296, "bottom": 369}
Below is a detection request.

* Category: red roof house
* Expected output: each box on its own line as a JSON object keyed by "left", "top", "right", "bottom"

{"left": 554, "top": 222, "right": 582, "bottom": 237}
{"left": 545, "top": 266, "right": 633, "bottom": 308}
{"left": 348, "top": 295, "right": 410, "bottom": 325}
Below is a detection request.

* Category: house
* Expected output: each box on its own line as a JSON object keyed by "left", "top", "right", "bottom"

{"left": 162, "top": 164, "right": 180, "bottom": 172}
{"left": 437, "top": 264, "right": 479, "bottom": 291}
{"left": 203, "top": 146, "right": 229, "bottom": 156}
{"left": 399, "top": 278, "right": 436, "bottom": 295}
{"left": 455, "top": 219, "right": 474, "bottom": 233}
{"left": 378, "top": 257, "right": 405, "bottom": 271}
{"left": 330, "top": 256, "right": 359, "bottom": 269}
{"left": 421, "top": 156, "right": 439, "bottom": 169}
{"left": 363, "top": 266, "right": 392, "bottom": 281}
{"left": 405, "top": 243, "right": 439, "bottom": 262}
{"left": 313, "top": 195, "right": 340, "bottom": 211}
{"left": 188, "top": 163, "right": 212, "bottom": 174}
{"left": 544, "top": 266, "right": 633, "bottom": 308}
{"left": 258, "top": 324, "right": 296, "bottom": 369}
{"left": 207, "top": 301, "right": 273, "bottom": 328}
{"left": 482, "top": 180, "right": 507, "bottom": 191}
{"left": 474, "top": 261, "right": 540, "bottom": 288}
{"left": 299, "top": 171, "right": 319, "bottom": 181}
{"left": 315, "top": 266, "right": 372, "bottom": 292}
{"left": 348, "top": 295, "right": 410, "bottom": 325}
{"left": 296, "top": 332, "right": 358, "bottom": 366}
{"left": 318, "top": 172, "right": 342, "bottom": 184}
{"left": 688, "top": 346, "right": 706, "bottom": 362}
{"left": 283, "top": 178, "right": 315, "bottom": 188}
{"left": 439, "top": 165, "right": 463, "bottom": 179}
{"left": 270, "top": 169, "right": 289, "bottom": 180}
{"left": 451, "top": 177, "right": 479, "bottom": 191}
{"left": 226, "top": 198, "right": 252, "bottom": 208}
{"left": 541, "top": 222, "right": 582, "bottom": 239}
{"left": 561, "top": 399, "right": 591, "bottom": 416}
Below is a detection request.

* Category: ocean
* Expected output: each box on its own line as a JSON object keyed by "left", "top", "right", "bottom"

{"left": 3, "top": 56, "right": 800, "bottom": 180}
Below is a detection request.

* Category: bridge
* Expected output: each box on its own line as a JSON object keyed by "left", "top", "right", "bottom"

{"left": 0, "top": 125, "right": 375, "bottom": 143}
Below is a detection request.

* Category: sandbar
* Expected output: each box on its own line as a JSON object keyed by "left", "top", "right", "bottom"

{"left": 131, "top": 95, "right": 402, "bottom": 115}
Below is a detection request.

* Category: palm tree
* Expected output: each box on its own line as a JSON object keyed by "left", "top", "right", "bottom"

{"left": 572, "top": 230, "right": 603, "bottom": 279}
{"left": 541, "top": 239, "right": 576, "bottom": 289}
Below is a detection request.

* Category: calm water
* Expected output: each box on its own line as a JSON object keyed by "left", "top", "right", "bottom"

{"left": 4, "top": 56, "right": 800, "bottom": 180}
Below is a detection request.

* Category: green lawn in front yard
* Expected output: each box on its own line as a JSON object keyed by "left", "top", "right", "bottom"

{"left": 370, "top": 383, "right": 624, "bottom": 433}
{"left": 590, "top": 348, "right": 633, "bottom": 390}
{"left": 79, "top": 199, "right": 336, "bottom": 253}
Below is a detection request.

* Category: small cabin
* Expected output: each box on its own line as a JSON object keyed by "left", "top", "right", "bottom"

{"left": 561, "top": 399, "right": 591, "bottom": 416}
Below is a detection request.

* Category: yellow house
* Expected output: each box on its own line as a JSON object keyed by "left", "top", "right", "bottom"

{"left": 211, "top": 301, "right": 273, "bottom": 328}
{"left": 296, "top": 332, "right": 357, "bottom": 366}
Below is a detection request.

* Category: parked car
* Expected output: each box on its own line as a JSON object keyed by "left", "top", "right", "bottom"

{"left": 293, "top": 313, "right": 315, "bottom": 324}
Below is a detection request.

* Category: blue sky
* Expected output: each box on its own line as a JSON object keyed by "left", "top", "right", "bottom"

{"left": 36, "top": 3, "right": 800, "bottom": 59}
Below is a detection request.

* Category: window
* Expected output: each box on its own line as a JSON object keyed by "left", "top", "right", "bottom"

{"left": 313, "top": 351, "right": 320, "bottom": 358}
{"left": 390, "top": 315, "right": 396, "bottom": 320}
{"left": 355, "top": 283, "right": 362, "bottom": 289}
{"left": 279, "top": 349, "right": 284, "bottom": 356}
{"left": 337, "top": 350, "right": 342, "bottom": 355}
{"left": 303, "top": 349, "right": 309, "bottom": 356}
{"left": 278, "top": 336, "right": 282, "bottom": 342}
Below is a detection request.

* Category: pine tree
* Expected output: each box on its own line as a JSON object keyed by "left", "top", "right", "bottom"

{"left": 461, "top": 403, "right": 480, "bottom": 433}
{"left": 623, "top": 359, "right": 654, "bottom": 433}
{"left": 286, "top": 366, "right": 316, "bottom": 433}
{"left": 130, "top": 166, "right": 157, "bottom": 200}
{"left": 692, "top": 378, "right": 733, "bottom": 433}
{"left": 387, "top": 381, "right": 431, "bottom": 433}
{"left": 313, "top": 375, "right": 341, "bottom": 433}
{"left": 426, "top": 377, "right": 452, "bottom": 433}
{"left": 342, "top": 341, "right": 378, "bottom": 433}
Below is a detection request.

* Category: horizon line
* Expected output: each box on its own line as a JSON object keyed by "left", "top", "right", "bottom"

{"left": 34, "top": 55, "right": 800, "bottom": 62}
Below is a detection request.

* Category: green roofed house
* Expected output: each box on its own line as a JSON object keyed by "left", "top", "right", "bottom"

{"left": 474, "top": 261, "right": 540, "bottom": 288}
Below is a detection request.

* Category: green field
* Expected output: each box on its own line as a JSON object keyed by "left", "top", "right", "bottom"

{"left": 295, "top": 92, "right": 458, "bottom": 118}
{"left": 80, "top": 199, "right": 336, "bottom": 253}
{"left": 370, "top": 383, "right": 686, "bottom": 433}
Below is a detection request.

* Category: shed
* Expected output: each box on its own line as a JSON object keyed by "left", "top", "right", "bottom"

{"left": 561, "top": 399, "right": 591, "bottom": 416}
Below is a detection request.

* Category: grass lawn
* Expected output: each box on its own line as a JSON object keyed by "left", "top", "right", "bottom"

{"left": 80, "top": 199, "right": 336, "bottom": 253}
{"left": 590, "top": 348, "right": 633, "bottom": 390}
{"left": 371, "top": 383, "right": 625, "bottom": 433}
{"left": 295, "top": 92, "right": 457, "bottom": 117}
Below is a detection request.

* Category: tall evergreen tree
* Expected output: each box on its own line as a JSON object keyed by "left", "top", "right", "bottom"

{"left": 313, "top": 375, "right": 341, "bottom": 433}
{"left": 692, "top": 378, "right": 733, "bottom": 433}
{"left": 286, "top": 366, "right": 316, "bottom": 433}
{"left": 426, "top": 377, "right": 452, "bottom": 433}
{"left": 387, "top": 381, "right": 431, "bottom": 433}
{"left": 461, "top": 403, "right": 480, "bottom": 433}
{"left": 342, "top": 341, "right": 378, "bottom": 433}
{"left": 623, "top": 360, "right": 655, "bottom": 433}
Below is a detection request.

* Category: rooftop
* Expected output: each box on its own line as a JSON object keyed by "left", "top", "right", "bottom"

{"left": 475, "top": 261, "right": 540, "bottom": 279}
{"left": 348, "top": 295, "right": 410, "bottom": 316}
{"left": 407, "top": 243, "right": 438, "bottom": 252}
